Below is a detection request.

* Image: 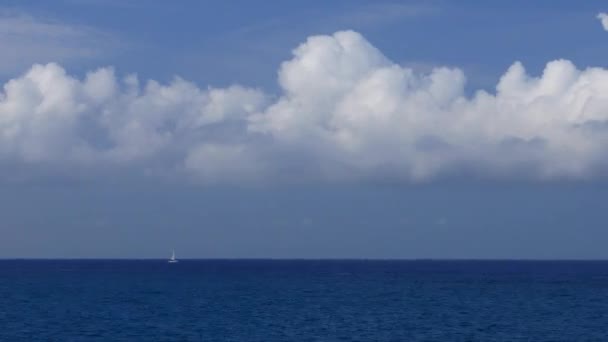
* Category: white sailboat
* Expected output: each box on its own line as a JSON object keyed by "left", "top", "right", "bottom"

{"left": 168, "top": 249, "right": 178, "bottom": 263}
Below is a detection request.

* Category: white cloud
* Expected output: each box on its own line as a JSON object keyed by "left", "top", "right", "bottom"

{"left": 250, "top": 31, "right": 608, "bottom": 181}
{"left": 0, "top": 63, "right": 267, "bottom": 182}
{"left": 598, "top": 12, "right": 608, "bottom": 31}
{"left": 3, "top": 30, "right": 608, "bottom": 183}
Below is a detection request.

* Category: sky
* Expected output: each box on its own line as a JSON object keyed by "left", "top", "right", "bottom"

{"left": 1, "top": 0, "right": 608, "bottom": 258}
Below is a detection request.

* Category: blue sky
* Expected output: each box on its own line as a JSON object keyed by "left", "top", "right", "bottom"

{"left": 1, "top": 1, "right": 608, "bottom": 258}
{"left": 3, "top": 0, "right": 608, "bottom": 89}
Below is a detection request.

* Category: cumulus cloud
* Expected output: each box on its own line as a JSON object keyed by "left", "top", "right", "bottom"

{"left": 0, "top": 63, "right": 266, "bottom": 178}
{"left": 3, "top": 30, "right": 608, "bottom": 183}
{"left": 598, "top": 12, "right": 608, "bottom": 31}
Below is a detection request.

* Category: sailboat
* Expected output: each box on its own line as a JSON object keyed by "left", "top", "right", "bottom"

{"left": 168, "top": 249, "right": 178, "bottom": 263}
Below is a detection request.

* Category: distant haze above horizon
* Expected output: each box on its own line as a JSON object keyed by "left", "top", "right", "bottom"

{"left": 1, "top": 0, "right": 608, "bottom": 258}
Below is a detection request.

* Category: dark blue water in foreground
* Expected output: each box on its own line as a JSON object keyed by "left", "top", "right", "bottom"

{"left": 1, "top": 260, "right": 608, "bottom": 341}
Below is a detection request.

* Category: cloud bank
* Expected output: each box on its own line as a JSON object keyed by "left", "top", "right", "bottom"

{"left": 2, "top": 30, "right": 608, "bottom": 183}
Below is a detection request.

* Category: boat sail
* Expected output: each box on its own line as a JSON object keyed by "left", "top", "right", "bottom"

{"left": 168, "top": 249, "right": 178, "bottom": 263}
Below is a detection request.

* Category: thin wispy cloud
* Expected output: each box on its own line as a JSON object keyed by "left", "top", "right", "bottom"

{"left": 331, "top": 3, "right": 438, "bottom": 29}
{"left": 597, "top": 12, "right": 608, "bottom": 31}
{"left": 59, "top": 0, "right": 146, "bottom": 8}
{"left": 0, "top": 10, "right": 116, "bottom": 75}
{"left": 596, "top": 12, "right": 608, "bottom": 31}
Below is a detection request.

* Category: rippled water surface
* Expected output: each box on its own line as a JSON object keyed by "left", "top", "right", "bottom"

{"left": 1, "top": 260, "right": 608, "bottom": 341}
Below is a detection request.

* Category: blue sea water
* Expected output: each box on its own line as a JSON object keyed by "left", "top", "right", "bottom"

{"left": 1, "top": 260, "right": 608, "bottom": 341}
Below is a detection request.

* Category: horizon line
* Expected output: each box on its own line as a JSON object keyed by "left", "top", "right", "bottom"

{"left": 1, "top": 258, "right": 608, "bottom": 262}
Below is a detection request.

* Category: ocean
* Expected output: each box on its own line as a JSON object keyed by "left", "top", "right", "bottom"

{"left": 1, "top": 260, "right": 607, "bottom": 341}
